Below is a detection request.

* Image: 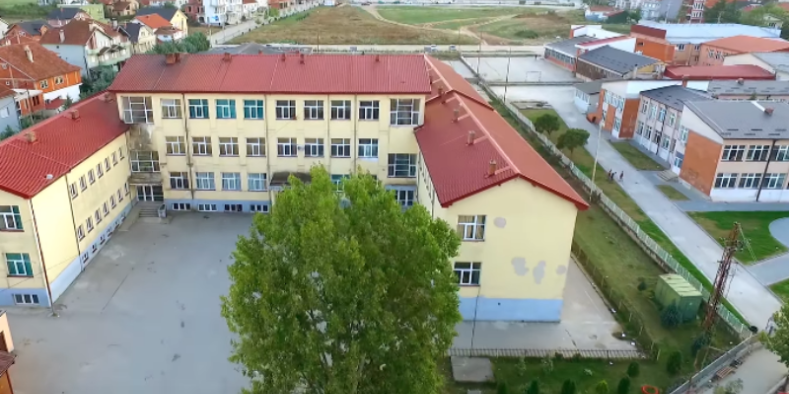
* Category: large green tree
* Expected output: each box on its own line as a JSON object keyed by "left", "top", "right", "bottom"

{"left": 766, "top": 304, "right": 789, "bottom": 390}
{"left": 221, "top": 167, "right": 462, "bottom": 394}
{"left": 704, "top": 0, "right": 740, "bottom": 23}
{"left": 148, "top": 32, "right": 211, "bottom": 54}
{"left": 740, "top": 4, "right": 787, "bottom": 27}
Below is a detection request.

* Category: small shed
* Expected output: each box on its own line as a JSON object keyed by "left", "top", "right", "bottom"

{"left": 654, "top": 274, "right": 703, "bottom": 322}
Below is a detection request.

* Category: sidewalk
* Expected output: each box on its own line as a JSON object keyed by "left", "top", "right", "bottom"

{"left": 698, "top": 348, "right": 786, "bottom": 394}
{"left": 208, "top": 20, "right": 258, "bottom": 46}
{"left": 494, "top": 86, "right": 781, "bottom": 329}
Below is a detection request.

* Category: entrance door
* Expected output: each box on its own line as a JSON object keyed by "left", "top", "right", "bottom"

{"left": 136, "top": 186, "right": 164, "bottom": 202}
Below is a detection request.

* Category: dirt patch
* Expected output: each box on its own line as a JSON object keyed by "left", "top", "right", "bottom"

{"left": 231, "top": 6, "right": 478, "bottom": 45}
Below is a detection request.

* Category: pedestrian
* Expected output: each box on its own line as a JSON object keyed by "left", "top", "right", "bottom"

{"left": 607, "top": 169, "right": 613, "bottom": 180}
{"left": 619, "top": 172, "right": 624, "bottom": 182}
{"left": 611, "top": 171, "right": 617, "bottom": 181}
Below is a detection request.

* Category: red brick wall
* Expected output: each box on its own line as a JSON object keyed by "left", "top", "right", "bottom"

{"left": 618, "top": 99, "right": 641, "bottom": 139}
{"left": 679, "top": 131, "right": 723, "bottom": 196}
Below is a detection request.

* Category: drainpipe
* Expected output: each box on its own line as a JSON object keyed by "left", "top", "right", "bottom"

{"left": 181, "top": 94, "right": 195, "bottom": 203}
{"left": 265, "top": 94, "right": 273, "bottom": 206}
{"left": 756, "top": 139, "right": 778, "bottom": 202}
{"left": 656, "top": 104, "right": 668, "bottom": 156}
{"left": 352, "top": 94, "right": 358, "bottom": 173}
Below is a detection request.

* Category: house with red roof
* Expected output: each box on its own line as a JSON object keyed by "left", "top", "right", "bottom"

{"left": 0, "top": 93, "right": 132, "bottom": 307}
{"left": 0, "top": 43, "right": 82, "bottom": 112}
{"left": 104, "top": 52, "right": 586, "bottom": 322}
{"left": 133, "top": 14, "right": 184, "bottom": 42}
{"left": 39, "top": 19, "right": 132, "bottom": 77}
{"left": 697, "top": 35, "right": 789, "bottom": 66}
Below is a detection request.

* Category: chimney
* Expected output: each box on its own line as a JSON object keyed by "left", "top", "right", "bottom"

{"left": 280, "top": 53, "right": 286, "bottom": 62}
{"left": 102, "top": 92, "right": 112, "bottom": 102}
{"left": 223, "top": 52, "right": 232, "bottom": 62}
{"left": 487, "top": 160, "right": 497, "bottom": 177}
{"left": 23, "top": 46, "right": 32, "bottom": 63}
{"left": 438, "top": 87, "right": 444, "bottom": 96}
{"left": 375, "top": 54, "right": 380, "bottom": 62}
{"left": 737, "top": 78, "right": 744, "bottom": 85}
{"left": 24, "top": 131, "right": 36, "bottom": 143}
{"left": 681, "top": 77, "right": 688, "bottom": 87}
{"left": 71, "top": 110, "right": 80, "bottom": 120}
{"left": 765, "top": 107, "right": 774, "bottom": 115}
{"left": 165, "top": 53, "right": 177, "bottom": 65}
{"left": 174, "top": 52, "right": 182, "bottom": 63}
{"left": 59, "top": 29, "right": 65, "bottom": 43}
{"left": 258, "top": 50, "right": 263, "bottom": 55}
{"left": 299, "top": 53, "right": 305, "bottom": 64}
{"left": 467, "top": 130, "right": 476, "bottom": 145}
{"left": 453, "top": 107, "right": 460, "bottom": 122}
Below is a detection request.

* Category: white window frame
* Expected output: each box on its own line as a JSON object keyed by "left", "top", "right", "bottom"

{"left": 86, "top": 216, "right": 94, "bottom": 232}
{"left": 243, "top": 100, "right": 264, "bottom": 120}
{"left": 721, "top": 145, "right": 746, "bottom": 162}
{"left": 714, "top": 173, "right": 737, "bottom": 189}
{"left": 331, "top": 138, "right": 351, "bottom": 158}
{"left": 70, "top": 182, "right": 78, "bottom": 199}
{"left": 746, "top": 145, "right": 771, "bottom": 162}
{"left": 358, "top": 138, "right": 378, "bottom": 158}
{"left": 5, "top": 253, "right": 32, "bottom": 277}
{"left": 277, "top": 138, "right": 297, "bottom": 157}
{"left": 97, "top": 163, "right": 104, "bottom": 177}
{"left": 222, "top": 172, "right": 241, "bottom": 191}
{"left": 193, "top": 137, "right": 212, "bottom": 156}
{"left": 387, "top": 154, "right": 417, "bottom": 178}
{"left": 130, "top": 151, "right": 160, "bottom": 172}
{"left": 668, "top": 112, "right": 676, "bottom": 127}
{"left": 763, "top": 173, "right": 787, "bottom": 189}
{"left": 161, "top": 99, "right": 182, "bottom": 119}
{"left": 248, "top": 173, "right": 267, "bottom": 191}
{"left": 0, "top": 206, "right": 22, "bottom": 231}
{"left": 169, "top": 172, "right": 189, "bottom": 190}
{"left": 457, "top": 215, "right": 486, "bottom": 241}
{"left": 79, "top": 176, "right": 87, "bottom": 191}
{"left": 121, "top": 96, "right": 153, "bottom": 124}
{"left": 166, "top": 136, "right": 186, "bottom": 155}
{"left": 454, "top": 262, "right": 481, "bottom": 285}
{"left": 219, "top": 137, "right": 239, "bottom": 156}
{"left": 95, "top": 209, "right": 102, "bottom": 224}
{"left": 77, "top": 225, "right": 85, "bottom": 240}
{"left": 172, "top": 203, "right": 191, "bottom": 211}
{"left": 110, "top": 195, "right": 116, "bottom": 208}
{"left": 304, "top": 138, "right": 324, "bottom": 157}
{"left": 394, "top": 189, "right": 414, "bottom": 208}
{"left": 359, "top": 100, "right": 380, "bottom": 120}
{"left": 246, "top": 137, "right": 265, "bottom": 157}
{"left": 13, "top": 294, "right": 39, "bottom": 305}
{"left": 390, "top": 99, "right": 420, "bottom": 126}
{"left": 88, "top": 169, "right": 95, "bottom": 184}
{"left": 738, "top": 173, "right": 761, "bottom": 189}
{"left": 250, "top": 204, "right": 269, "bottom": 213}
{"left": 275, "top": 100, "right": 296, "bottom": 120}
{"left": 304, "top": 100, "right": 324, "bottom": 120}
{"left": 331, "top": 100, "right": 352, "bottom": 120}
{"left": 188, "top": 99, "right": 209, "bottom": 119}
{"left": 216, "top": 99, "right": 236, "bottom": 119}
{"left": 776, "top": 146, "right": 789, "bottom": 161}
{"left": 195, "top": 172, "right": 215, "bottom": 190}
{"left": 197, "top": 204, "right": 217, "bottom": 212}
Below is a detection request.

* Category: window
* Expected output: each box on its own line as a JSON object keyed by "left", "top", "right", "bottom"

{"left": 746, "top": 145, "right": 771, "bottom": 162}
{"left": 359, "top": 100, "right": 380, "bottom": 120}
{"left": 169, "top": 172, "right": 189, "bottom": 189}
{"left": 658, "top": 107, "right": 666, "bottom": 122}
{"left": 219, "top": 137, "right": 239, "bottom": 156}
{"left": 79, "top": 176, "right": 87, "bottom": 191}
{"left": 250, "top": 204, "right": 269, "bottom": 213}
{"left": 673, "top": 155, "right": 683, "bottom": 168}
{"left": 130, "top": 151, "right": 160, "bottom": 172}
{"left": 119, "top": 147, "right": 125, "bottom": 159}
{"left": 394, "top": 189, "right": 414, "bottom": 208}
{"left": 694, "top": 44, "right": 701, "bottom": 50}
{"left": 6, "top": 253, "right": 32, "bottom": 277}
{"left": 721, "top": 145, "right": 746, "bottom": 161}
{"left": 216, "top": 99, "right": 236, "bottom": 119}
{"left": 277, "top": 138, "right": 297, "bottom": 157}
{"left": 161, "top": 99, "right": 182, "bottom": 119}
{"left": 661, "top": 137, "right": 670, "bottom": 150}
{"left": 649, "top": 105, "right": 657, "bottom": 119}
{"left": 331, "top": 100, "right": 351, "bottom": 120}
{"left": 13, "top": 294, "right": 39, "bottom": 305}
{"left": 275, "top": 100, "right": 296, "bottom": 120}
{"left": 86, "top": 216, "right": 94, "bottom": 232}
{"left": 243, "top": 100, "right": 264, "bottom": 119}
{"left": 248, "top": 173, "right": 267, "bottom": 191}
{"left": 454, "top": 262, "right": 481, "bottom": 285}
{"left": 636, "top": 121, "right": 644, "bottom": 136}
{"left": 166, "top": 136, "right": 186, "bottom": 155}
{"left": 668, "top": 112, "right": 676, "bottom": 127}
{"left": 387, "top": 154, "right": 416, "bottom": 178}
{"left": 192, "top": 137, "right": 212, "bottom": 156}
{"left": 39, "top": 80, "right": 49, "bottom": 89}
{"left": 304, "top": 138, "right": 324, "bottom": 157}
{"left": 188, "top": 99, "right": 209, "bottom": 119}
{"left": 77, "top": 224, "right": 85, "bottom": 240}
{"left": 390, "top": 99, "right": 420, "bottom": 125}
{"left": 110, "top": 195, "right": 116, "bottom": 208}
{"left": 358, "top": 138, "right": 378, "bottom": 158}
{"left": 457, "top": 215, "right": 486, "bottom": 241}
{"left": 195, "top": 172, "right": 215, "bottom": 190}
{"left": 304, "top": 100, "right": 324, "bottom": 120}
{"left": 331, "top": 138, "right": 351, "bottom": 158}
{"left": 225, "top": 204, "right": 243, "bottom": 212}
{"left": 70, "top": 182, "right": 78, "bottom": 199}
{"left": 97, "top": 163, "right": 104, "bottom": 178}
{"left": 763, "top": 173, "right": 787, "bottom": 189}
{"left": 121, "top": 96, "right": 153, "bottom": 123}
{"left": 714, "top": 173, "right": 737, "bottom": 188}
{"left": 331, "top": 174, "right": 349, "bottom": 193}
{"left": 105, "top": 158, "right": 111, "bottom": 172}
{"left": 679, "top": 126, "right": 689, "bottom": 143}
{"left": 246, "top": 138, "right": 265, "bottom": 157}
{"left": 776, "top": 146, "right": 789, "bottom": 161}
{"left": 55, "top": 76, "right": 64, "bottom": 85}
{"left": 644, "top": 126, "right": 652, "bottom": 140}
{"left": 88, "top": 169, "right": 95, "bottom": 184}
{"left": 739, "top": 173, "right": 761, "bottom": 189}
{"left": 641, "top": 101, "right": 648, "bottom": 113}
{"left": 197, "top": 204, "right": 217, "bottom": 212}
{"left": 124, "top": 182, "right": 129, "bottom": 195}
{"left": 97, "top": 207, "right": 104, "bottom": 223}
{"left": 172, "top": 203, "right": 191, "bottom": 211}
{"left": 118, "top": 189, "right": 124, "bottom": 201}
{"left": 221, "top": 173, "right": 241, "bottom": 191}
{"left": 676, "top": 44, "right": 685, "bottom": 51}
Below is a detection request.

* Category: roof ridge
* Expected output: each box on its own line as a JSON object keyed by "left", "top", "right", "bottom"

{"left": 424, "top": 56, "right": 491, "bottom": 109}
{"left": 457, "top": 96, "right": 519, "bottom": 174}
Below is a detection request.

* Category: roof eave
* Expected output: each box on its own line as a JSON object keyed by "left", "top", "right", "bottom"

{"left": 0, "top": 184, "right": 34, "bottom": 200}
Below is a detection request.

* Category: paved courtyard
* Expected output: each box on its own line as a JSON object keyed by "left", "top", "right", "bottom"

{"left": 462, "top": 56, "right": 577, "bottom": 83}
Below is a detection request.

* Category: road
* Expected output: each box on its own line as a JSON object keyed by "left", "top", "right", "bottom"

{"left": 493, "top": 86, "right": 782, "bottom": 329}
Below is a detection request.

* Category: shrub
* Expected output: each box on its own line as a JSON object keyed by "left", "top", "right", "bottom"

{"left": 617, "top": 377, "right": 631, "bottom": 394}
{"left": 517, "top": 357, "right": 528, "bottom": 377}
{"left": 660, "top": 303, "right": 682, "bottom": 328}
{"left": 561, "top": 380, "right": 577, "bottom": 394}
{"left": 637, "top": 280, "right": 647, "bottom": 291}
{"left": 554, "top": 352, "right": 564, "bottom": 360}
{"left": 526, "top": 380, "right": 540, "bottom": 394}
{"left": 595, "top": 380, "right": 609, "bottom": 394}
{"left": 541, "top": 355, "right": 554, "bottom": 375}
{"left": 666, "top": 350, "right": 683, "bottom": 375}
{"left": 515, "top": 29, "right": 539, "bottom": 39}
{"left": 497, "top": 381, "right": 510, "bottom": 394}
{"left": 627, "top": 362, "right": 640, "bottom": 378}
{"left": 691, "top": 333, "right": 711, "bottom": 357}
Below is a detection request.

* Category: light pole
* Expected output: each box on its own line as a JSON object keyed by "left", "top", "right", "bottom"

{"left": 503, "top": 47, "right": 512, "bottom": 102}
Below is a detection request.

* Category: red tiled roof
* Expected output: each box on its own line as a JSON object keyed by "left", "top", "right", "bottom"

{"left": 0, "top": 43, "right": 81, "bottom": 81}
{"left": 577, "top": 36, "right": 627, "bottom": 47}
{"left": 39, "top": 19, "right": 120, "bottom": 46}
{"left": 0, "top": 35, "right": 39, "bottom": 47}
{"left": 110, "top": 53, "right": 432, "bottom": 94}
{"left": 704, "top": 35, "right": 789, "bottom": 53}
{"left": 135, "top": 13, "right": 171, "bottom": 29}
{"left": 243, "top": 0, "right": 257, "bottom": 3}
{"left": 664, "top": 65, "right": 775, "bottom": 80}
{"left": 0, "top": 86, "right": 15, "bottom": 100}
{"left": 113, "top": 1, "right": 133, "bottom": 11}
{"left": 416, "top": 57, "right": 587, "bottom": 210}
{"left": 45, "top": 97, "right": 64, "bottom": 110}
{"left": 0, "top": 94, "right": 128, "bottom": 199}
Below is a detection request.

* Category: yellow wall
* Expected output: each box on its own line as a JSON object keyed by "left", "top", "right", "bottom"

{"left": 170, "top": 11, "right": 188, "bottom": 35}
{"left": 0, "top": 191, "right": 46, "bottom": 290}
{"left": 0, "top": 311, "right": 14, "bottom": 352}
{"left": 30, "top": 177, "right": 80, "bottom": 283}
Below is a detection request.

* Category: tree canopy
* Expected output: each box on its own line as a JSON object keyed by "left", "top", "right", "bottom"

{"left": 740, "top": 4, "right": 786, "bottom": 27}
{"left": 221, "top": 166, "right": 462, "bottom": 394}
{"left": 704, "top": 0, "right": 741, "bottom": 23}
{"left": 557, "top": 128, "right": 590, "bottom": 158}
{"left": 148, "top": 32, "right": 211, "bottom": 55}
{"left": 533, "top": 113, "right": 561, "bottom": 136}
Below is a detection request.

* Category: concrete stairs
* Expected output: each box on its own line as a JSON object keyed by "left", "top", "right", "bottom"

{"left": 657, "top": 169, "right": 679, "bottom": 183}
{"left": 138, "top": 203, "right": 161, "bottom": 218}
{"left": 118, "top": 202, "right": 168, "bottom": 232}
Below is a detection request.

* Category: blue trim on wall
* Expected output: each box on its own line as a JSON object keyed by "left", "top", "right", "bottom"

{"left": 49, "top": 202, "right": 132, "bottom": 304}
{"left": 0, "top": 288, "right": 50, "bottom": 307}
{"left": 459, "top": 296, "right": 563, "bottom": 322}
{"left": 385, "top": 185, "right": 417, "bottom": 191}
{"left": 166, "top": 199, "right": 271, "bottom": 213}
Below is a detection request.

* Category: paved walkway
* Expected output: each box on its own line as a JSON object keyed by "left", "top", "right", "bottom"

{"left": 208, "top": 20, "right": 259, "bottom": 46}
{"left": 494, "top": 86, "right": 781, "bottom": 329}
{"left": 698, "top": 348, "right": 786, "bottom": 394}
{"left": 749, "top": 218, "right": 789, "bottom": 286}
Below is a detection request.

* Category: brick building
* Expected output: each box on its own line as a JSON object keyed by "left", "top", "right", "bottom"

{"left": 697, "top": 35, "right": 789, "bottom": 67}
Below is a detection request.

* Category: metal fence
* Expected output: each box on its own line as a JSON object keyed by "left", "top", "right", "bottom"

{"left": 667, "top": 335, "right": 760, "bottom": 394}
{"left": 474, "top": 82, "right": 751, "bottom": 339}
{"left": 448, "top": 348, "right": 644, "bottom": 359}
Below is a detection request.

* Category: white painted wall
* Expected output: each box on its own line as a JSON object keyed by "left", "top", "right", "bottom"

{"left": 43, "top": 84, "right": 81, "bottom": 102}
{"left": 571, "top": 25, "right": 624, "bottom": 39}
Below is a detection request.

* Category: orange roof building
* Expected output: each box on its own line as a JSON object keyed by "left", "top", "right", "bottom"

{"left": 133, "top": 14, "right": 172, "bottom": 30}
{"left": 697, "top": 35, "right": 789, "bottom": 66}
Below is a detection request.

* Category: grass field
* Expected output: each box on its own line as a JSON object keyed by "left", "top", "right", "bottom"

{"left": 445, "top": 358, "right": 677, "bottom": 394}
{"left": 657, "top": 185, "right": 689, "bottom": 201}
{"left": 231, "top": 6, "right": 478, "bottom": 45}
{"left": 771, "top": 279, "right": 789, "bottom": 303}
{"left": 1, "top": 0, "right": 37, "bottom": 4}
{"left": 376, "top": 6, "right": 536, "bottom": 25}
{"left": 688, "top": 211, "right": 789, "bottom": 264}
{"left": 611, "top": 142, "right": 665, "bottom": 171}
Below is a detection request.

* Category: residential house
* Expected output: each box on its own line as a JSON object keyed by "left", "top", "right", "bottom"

{"left": 133, "top": 14, "right": 184, "bottom": 42}
{"left": 663, "top": 64, "right": 776, "bottom": 80}
{"left": 119, "top": 23, "right": 157, "bottom": 54}
{"left": 707, "top": 79, "right": 789, "bottom": 101}
{"left": 634, "top": 85, "right": 711, "bottom": 171}
{"left": 103, "top": 0, "right": 140, "bottom": 18}
{"left": 574, "top": 80, "right": 606, "bottom": 114}
{"left": 0, "top": 95, "right": 132, "bottom": 307}
{"left": 106, "top": 52, "right": 588, "bottom": 321}
{"left": 0, "top": 87, "right": 21, "bottom": 132}
{"left": 634, "top": 21, "right": 781, "bottom": 65}
{"left": 46, "top": 8, "right": 91, "bottom": 27}
{"left": 0, "top": 19, "right": 9, "bottom": 40}
{"left": 135, "top": 7, "right": 189, "bottom": 34}
{"left": 723, "top": 52, "right": 789, "bottom": 80}
{"left": 697, "top": 35, "right": 789, "bottom": 67}
{"left": 594, "top": 79, "right": 708, "bottom": 139}
{"left": 584, "top": 5, "right": 616, "bottom": 20}
{"left": 243, "top": 0, "right": 263, "bottom": 15}
{"left": 0, "top": 44, "right": 82, "bottom": 107}
{"left": 4, "top": 21, "right": 51, "bottom": 44}
{"left": 60, "top": 3, "right": 106, "bottom": 21}
{"left": 678, "top": 100, "right": 789, "bottom": 202}
{"left": 183, "top": 0, "right": 205, "bottom": 21}
{"left": 268, "top": 0, "right": 293, "bottom": 10}
{"left": 576, "top": 46, "right": 661, "bottom": 81}
{"left": 39, "top": 19, "right": 132, "bottom": 77}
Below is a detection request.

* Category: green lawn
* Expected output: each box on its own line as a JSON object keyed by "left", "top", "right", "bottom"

{"left": 1, "top": 0, "right": 37, "bottom": 4}
{"left": 376, "top": 6, "right": 536, "bottom": 25}
{"left": 771, "top": 279, "right": 789, "bottom": 303}
{"left": 657, "top": 185, "right": 689, "bottom": 201}
{"left": 431, "top": 18, "right": 497, "bottom": 30}
{"left": 688, "top": 211, "right": 789, "bottom": 264}
{"left": 611, "top": 142, "right": 665, "bottom": 171}
{"left": 446, "top": 358, "right": 677, "bottom": 394}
